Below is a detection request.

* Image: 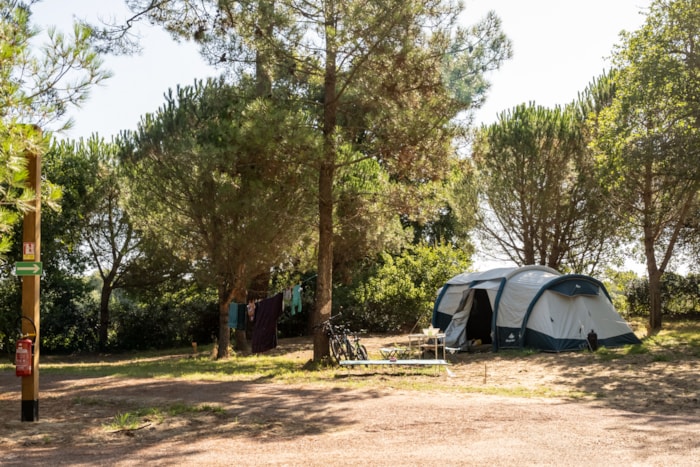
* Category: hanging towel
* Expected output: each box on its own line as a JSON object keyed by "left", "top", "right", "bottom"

{"left": 251, "top": 293, "right": 284, "bottom": 353}
{"left": 228, "top": 302, "right": 238, "bottom": 329}
{"left": 228, "top": 303, "right": 248, "bottom": 330}
{"left": 236, "top": 304, "right": 247, "bottom": 331}
{"left": 291, "top": 284, "right": 302, "bottom": 316}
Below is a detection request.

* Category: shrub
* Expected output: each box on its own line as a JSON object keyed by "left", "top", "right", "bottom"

{"left": 335, "top": 243, "right": 471, "bottom": 332}
{"left": 624, "top": 272, "right": 700, "bottom": 318}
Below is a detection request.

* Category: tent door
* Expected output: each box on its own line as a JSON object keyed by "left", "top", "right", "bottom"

{"left": 444, "top": 290, "right": 473, "bottom": 349}
{"left": 466, "top": 289, "right": 493, "bottom": 345}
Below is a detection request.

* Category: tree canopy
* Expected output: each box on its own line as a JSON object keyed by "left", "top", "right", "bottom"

{"left": 0, "top": 0, "right": 109, "bottom": 258}
{"left": 592, "top": 0, "right": 700, "bottom": 331}
{"left": 472, "top": 99, "right": 615, "bottom": 274}
{"left": 122, "top": 78, "right": 318, "bottom": 357}
{"left": 91, "top": 0, "right": 512, "bottom": 360}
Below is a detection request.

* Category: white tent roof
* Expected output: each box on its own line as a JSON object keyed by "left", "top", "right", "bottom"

{"left": 446, "top": 265, "right": 560, "bottom": 286}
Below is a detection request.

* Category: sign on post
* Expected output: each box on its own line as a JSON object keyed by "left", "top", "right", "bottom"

{"left": 21, "top": 133, "right": 41, "bottom": 422}
{"left": 23, "top": 242, "right": 35, "bottom": 260}
{"left": 15, "top": 262, "right": 43, "bottom": 276}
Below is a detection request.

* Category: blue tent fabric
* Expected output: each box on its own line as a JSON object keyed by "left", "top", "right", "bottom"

{"left": 548, "top": 279, "right": 599, "bottom": 296}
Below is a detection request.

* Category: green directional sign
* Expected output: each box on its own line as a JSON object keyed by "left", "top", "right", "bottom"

{"left": 15, "top": 262, "right": 42, "bottom": 276}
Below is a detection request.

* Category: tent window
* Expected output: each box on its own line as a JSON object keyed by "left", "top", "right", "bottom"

{"left": 549, "top": 281, "right": 599, "bottom": 296}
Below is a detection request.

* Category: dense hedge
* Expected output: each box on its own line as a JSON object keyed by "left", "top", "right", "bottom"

{"left": 625, "top": 272, "right": 700, "bottom": 318}
{"left": 329, "top": 243, "right": 471, "bottom": 333}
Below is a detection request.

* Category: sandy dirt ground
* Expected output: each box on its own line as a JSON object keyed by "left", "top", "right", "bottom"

{"left": 1, "top": 334, "right": 699, "bottom": 466}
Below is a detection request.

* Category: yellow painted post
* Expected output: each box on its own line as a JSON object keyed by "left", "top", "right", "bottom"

{"left": 21, "top": 148, "right": 41, "bottom": 422}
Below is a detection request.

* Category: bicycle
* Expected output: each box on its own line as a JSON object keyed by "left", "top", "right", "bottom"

{"left": 348, "top": 330, "right": 369, "bottom": 361}
{"left": 314, "top": 314, "right": 368, "bottom": 363}
{"left": 337, "top": 324, "right": 368, "bottom": 362}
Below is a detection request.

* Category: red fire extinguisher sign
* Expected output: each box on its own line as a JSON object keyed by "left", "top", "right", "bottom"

{"left": 15, "top": 338, "right": 33, "bottom": 377}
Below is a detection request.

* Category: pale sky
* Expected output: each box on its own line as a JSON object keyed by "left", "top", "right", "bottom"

{"left": 31, "top": 0, "right": 652, "bottom": 140}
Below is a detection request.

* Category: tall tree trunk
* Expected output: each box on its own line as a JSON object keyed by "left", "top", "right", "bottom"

{"left": 641, "top": 158, "right": 662, "bottom": 333}
{"left": 255, "top": 0, "right": 273, "bottom": 98}
{"left": 217, "top": 285, "right": 234, "bottom": 358}
{"left": 522, "top": 215, "right": 535, "bottom": 265}
{"left": 98, "top": 282, "right": 113, "bottom": 350}
{"left": 643, "top": 198, "right": 663, "bottom": 332}
{"left": 647, "top": 268, "right": 663, "bottom": 333}
{"left": 232, "top": 266, "right": 250, "bottom": 353}
{"left": 313, "top": 11, "right": 337, "bottom": 362}
{"left": 314, "top": 161, "right": 334, "bottom": 361}
{"left": 233, "top": 329, "right": 249, "bottom": 353}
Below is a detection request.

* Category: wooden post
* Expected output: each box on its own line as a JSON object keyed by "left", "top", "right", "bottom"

{"left": 21, "top": 148, "right": 41, "bottom": 422}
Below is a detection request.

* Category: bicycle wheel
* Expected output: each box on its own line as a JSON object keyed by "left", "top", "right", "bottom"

{"left": 330, "top": 337, "right": 345, "bottom": 363}
{"left": 356, "top": 344, "right": 368, "bottom": 361}
{"left": 344, "top": 338, "right": 356, "bottom": 360}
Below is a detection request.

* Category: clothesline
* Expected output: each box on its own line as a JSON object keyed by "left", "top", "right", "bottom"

{"left": 229, "top": 274, "right": 318, "bottom": 330}
{"left": 274, "top": 273, "right": 317, "bottom": 297}
{"left": 249, "top": 278, "right": 311, "bottom": 353}
{"left": 301, "top": 273, "right": 317, "bottom": 284}
{"left": 247, "top": 274, "right": 318, "bottom": 300}
{"left": 229, "top": 274, "right": 316, "bottom": 353}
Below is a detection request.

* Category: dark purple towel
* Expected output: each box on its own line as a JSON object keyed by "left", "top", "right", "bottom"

{"left": 251, "top": 293, "right": 283, "bottom": 353}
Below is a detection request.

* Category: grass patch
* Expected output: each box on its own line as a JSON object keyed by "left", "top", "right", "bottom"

{"left": 1, "top": 319, "right": 697, "bottom": 400}
{"left": 620, "top": 344, "right": 649, "bottom": 356}
{"left": 643, "top": 320, "right": 700, "bottom": 346}
{"left": 104, "top": 403, "right": 225, "bottom": 431}
{"left": 442, "top": 383, "right": 596, "bottom": 400}
{"left": 73, "top": 396, "right": 108, "bottom": 406}
{"left": 106, "top": 412, "right": 144, "bottom": 431}
{"left": 592, "top": 348, "right": 621, "bottom": 361}
{"left": 36, "top": 353, "right": 307, "bottom": 381}
{"left": 167, "top": 402, "right": 225, "bottom": 416}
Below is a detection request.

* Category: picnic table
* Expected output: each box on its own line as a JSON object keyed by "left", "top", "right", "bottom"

{"left": 379, "top": 347, "right": 410, "bottom": 359}
{"left": 408, "top": 333, "right": 446, "bottom": 360}
{"left": 339, "top": 332, "right": 450, "bottom": 369}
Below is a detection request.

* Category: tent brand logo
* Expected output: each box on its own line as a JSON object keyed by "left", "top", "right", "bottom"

{"left": 506, "top": 333, "right": 516, "bottom": 343}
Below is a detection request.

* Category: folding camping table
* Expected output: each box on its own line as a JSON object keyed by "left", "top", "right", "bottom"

{"left": 407, "top": 333, "right": 446, "bottom": 360}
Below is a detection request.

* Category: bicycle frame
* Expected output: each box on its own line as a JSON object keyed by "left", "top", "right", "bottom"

{"left": 315, "top": 315, "right": 367, "bottom": 363}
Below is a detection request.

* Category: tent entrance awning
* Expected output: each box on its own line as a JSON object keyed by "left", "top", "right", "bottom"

{"left": 471, "top": 279, "right": 502, "bottom": 290}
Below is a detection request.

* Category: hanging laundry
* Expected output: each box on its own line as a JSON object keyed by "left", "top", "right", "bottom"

{"left": 247, "top": 299, "right": 256, "bottom": 322}
{"left": 291, "top": 284, "right": 302, "bottom": 316}
{"left": 251, "top": 293, "right": 284, "bottom": 353}
{"left": 236, "top": 304, "right": 247, "bottom": 331}
{"left": 228, "top": 303, "right": 248, "bottom": 330}
{"left": 228, "top": 302, "right": 246, "bottom": 331}
{"left": 228, "top": 302, "right": 238, "bottom": 329}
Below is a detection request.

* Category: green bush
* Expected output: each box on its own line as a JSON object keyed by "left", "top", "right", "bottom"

{"left": 40, "top": 276, "right": 99, "bottom": 353}
{"left": 110, "top": 290, "right": 218, "bottom": 351}
{"left": 334, "top": 243, "right": 471, "bottom": 332}
{"left": 625, "top": 272, "right": 700, "bottom": 318}
{"left": 0, "top": 269, "right": 98, "bottom": 355}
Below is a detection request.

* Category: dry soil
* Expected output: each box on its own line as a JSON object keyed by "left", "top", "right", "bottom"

{"left": 1, "top": 334, "right": 699, "bottom": 466}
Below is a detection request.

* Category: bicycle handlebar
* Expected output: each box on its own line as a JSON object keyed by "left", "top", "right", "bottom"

{"left": 312, "top": 313, "right": 342, "bottom": 329}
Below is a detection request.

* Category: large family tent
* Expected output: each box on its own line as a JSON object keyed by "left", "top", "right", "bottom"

{"left": 432, "top": 266, "right": 641, "bottom": 352}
